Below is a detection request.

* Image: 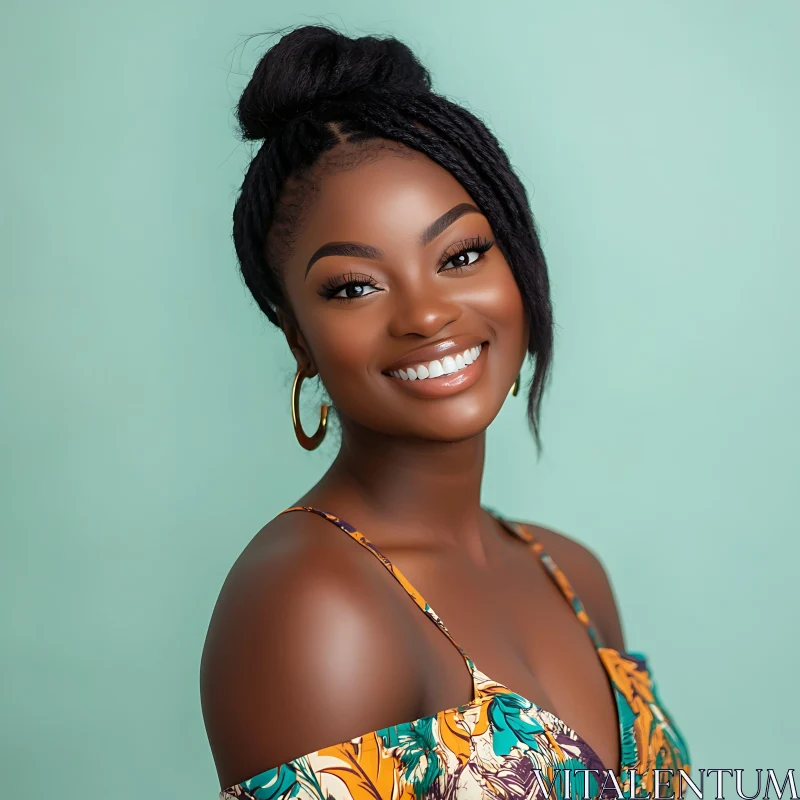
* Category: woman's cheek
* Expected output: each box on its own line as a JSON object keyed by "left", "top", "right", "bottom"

{"left": 463, "top": 268, "right": 524, "bottom": 331}
{"left": 310, "top": 319, "right": 374, "bottom": 389}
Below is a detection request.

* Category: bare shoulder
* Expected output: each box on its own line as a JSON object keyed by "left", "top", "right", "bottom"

{"left": 521, "top": 521, "right": 627, "bottom": 653}
{"left": 200, "top": 510, "right": 425, "bottom": 791}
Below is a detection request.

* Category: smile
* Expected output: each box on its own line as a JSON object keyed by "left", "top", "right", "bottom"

{"left": 388, "top": 343, "right": 483, "bottom": 381}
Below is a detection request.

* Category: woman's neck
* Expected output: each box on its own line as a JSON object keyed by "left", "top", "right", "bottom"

{"left": 303, "top": 421, "right": 490, "bottom": 553}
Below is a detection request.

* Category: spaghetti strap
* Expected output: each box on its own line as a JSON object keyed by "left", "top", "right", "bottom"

{"left": 490, "top": 511, "right": 604, "bottom": 650}
{"left": 278, "top": 506, "right": 483, "bottom": 702}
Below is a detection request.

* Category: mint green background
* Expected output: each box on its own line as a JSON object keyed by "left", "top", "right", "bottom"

{"left": 2, "top": 1, "right": 797, "bottom": 796}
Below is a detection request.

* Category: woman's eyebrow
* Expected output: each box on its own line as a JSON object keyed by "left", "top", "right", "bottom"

{"left": 305, "top": 242, "right": 381, "bottom": 276}
{"left": 304, "top": 202, "right": 483, "bottom": 277}
{"left": 419, "top": 202, "right": 481, "bottom": 246}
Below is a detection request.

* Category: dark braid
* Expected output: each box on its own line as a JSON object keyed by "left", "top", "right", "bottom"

{"left": 232, "top": 25, "right": 554, "bottom": 455}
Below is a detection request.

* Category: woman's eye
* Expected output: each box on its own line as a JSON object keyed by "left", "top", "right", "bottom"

{"left": 318, "top": 271, "right": 382, "bottom": 302}
{"left": 334, "top": 282, "right": 379, "bottom": 299}
{"left": 444, "top": 250, "right": 481, "bottom": 270}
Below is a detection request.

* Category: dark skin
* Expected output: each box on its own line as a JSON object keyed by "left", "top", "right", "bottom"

{"left": 201, "top": 143, "right": 627, "bottom": 790}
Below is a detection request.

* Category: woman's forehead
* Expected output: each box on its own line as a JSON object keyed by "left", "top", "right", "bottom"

{"left": 301, "top": 148, "right": 476, "bottom": 241}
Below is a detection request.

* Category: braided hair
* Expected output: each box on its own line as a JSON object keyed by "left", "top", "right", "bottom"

{"left": 232, "top": 25, "right": 554, "bottom": 454}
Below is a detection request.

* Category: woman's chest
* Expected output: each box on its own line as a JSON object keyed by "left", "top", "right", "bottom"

{"left": 400, "top": 550, "right": 623, "bottom": 774}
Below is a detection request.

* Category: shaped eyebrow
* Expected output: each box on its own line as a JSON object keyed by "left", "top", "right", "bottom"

{"left": 305, "top": 242, "right": 381, "bottom": 277}
{"left": 304, "top": 202, "right": 483, "bottom": 278}
{"left": 419, "top": 202, "right": 482, "bottom": 247}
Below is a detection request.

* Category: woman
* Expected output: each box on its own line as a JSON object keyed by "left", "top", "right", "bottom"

{"left": 201, "top": 25, "right": 691, "bottom": 800}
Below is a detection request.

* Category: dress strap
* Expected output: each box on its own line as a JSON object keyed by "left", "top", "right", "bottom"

{"left": 278, "top": 506, "right": 482, "bottom": 701}
{"left": 489, "top": 511, "right": 604, "bottom": 650}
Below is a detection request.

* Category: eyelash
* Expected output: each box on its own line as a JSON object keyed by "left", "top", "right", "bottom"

{"left": 317, "top": 236, "right": 495, "bottom": 302}
{"left": 317, "top": 271, "right": 380, "bottom": 302}
{"left": 437, "top": 236, "right": 494, "bottom": 272}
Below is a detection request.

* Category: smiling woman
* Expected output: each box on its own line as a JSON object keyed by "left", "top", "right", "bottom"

{"left": 200, "top": 23, "right": 691, "bottom": 800}
{"left": 272, "top": 147, "right": 529, "bottom": 443}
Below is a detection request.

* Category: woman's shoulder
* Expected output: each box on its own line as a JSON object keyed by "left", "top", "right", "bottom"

{"left": 210, "top": 509, "right": 384, "bottom": 635}
{"left": 515, "top": 520, "right": 627, "bottom": 652}
{"left": 203, "top": 504, "right": 427, "bottom": 678}
{"left": 200, "top": 509, "right": 427, "bottom": 790}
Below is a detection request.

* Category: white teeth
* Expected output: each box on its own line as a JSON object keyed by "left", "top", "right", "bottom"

{"left": 389, "top": 343, "right": 485, "bottom": 382}
{"left": 428, "top": 359, "right": 444, "bottom": 378}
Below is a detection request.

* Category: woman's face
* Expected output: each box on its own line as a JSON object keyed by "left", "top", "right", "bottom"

{"left": 279, "top": 144, "right": 529, "bottom": 442}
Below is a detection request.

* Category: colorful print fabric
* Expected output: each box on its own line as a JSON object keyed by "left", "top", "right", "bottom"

{"left": 220, "top": 506, "right": 691, "bottom": 800}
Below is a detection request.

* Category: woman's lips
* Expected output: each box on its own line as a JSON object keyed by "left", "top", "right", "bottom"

{"left": 388, "top": 343, "right": 483, "bottom": 381}
{"left": 383, "top": 335, "right": 487, "bottom": 373}
{"left": 384, "top": 342, "right": 489, "bottom": 399}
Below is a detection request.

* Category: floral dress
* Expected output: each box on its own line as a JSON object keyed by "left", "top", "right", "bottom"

{"left": 219, "top": 506, "right": 691, "bottom": 800}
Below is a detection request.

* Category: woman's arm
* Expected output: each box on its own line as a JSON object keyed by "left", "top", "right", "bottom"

{"left": 200, "top": 514, "right": 426, "bottom": 791}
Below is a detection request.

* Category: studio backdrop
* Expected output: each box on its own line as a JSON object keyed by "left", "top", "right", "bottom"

{"left": 1, "top": 1, "right": 798, "bottom": 798}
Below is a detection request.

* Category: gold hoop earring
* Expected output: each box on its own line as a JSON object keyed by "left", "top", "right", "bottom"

{"left": 509, "top": 374, "right": 520, "bottom": 397}
{"left": 291, "top": 367, "right": 328, "bottom": 450}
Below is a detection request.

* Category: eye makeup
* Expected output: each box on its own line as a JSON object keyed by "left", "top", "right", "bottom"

{"left": 317, "top": 271, "right": 381, "bottom": 302}
{"left": 437, "top": 236, "right": 494, "bottom": 273}
{"left": 316, "top": 235, "right": 495, "bottom": 302}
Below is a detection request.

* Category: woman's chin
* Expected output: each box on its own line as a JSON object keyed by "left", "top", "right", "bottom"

{"left": 384, "top": 398, "right": 503, "bottom": 443}
{"left": 331, "top": 377, "right": 509, "bottom": 442}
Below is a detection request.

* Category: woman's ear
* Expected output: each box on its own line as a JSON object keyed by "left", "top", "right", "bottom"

{"left": 276, "top": 309, "right": 318, "bottom": 378}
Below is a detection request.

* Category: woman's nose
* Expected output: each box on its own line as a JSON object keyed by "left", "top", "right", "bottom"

{"left": 386, "top": 277, "right": 463, "bottom": 339}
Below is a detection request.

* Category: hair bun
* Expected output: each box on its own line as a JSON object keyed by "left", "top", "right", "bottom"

{"left": 236, "top": 25, "right": 432, "bottom": 140}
